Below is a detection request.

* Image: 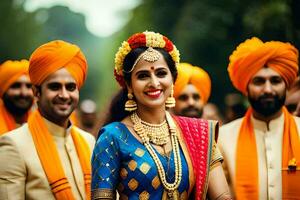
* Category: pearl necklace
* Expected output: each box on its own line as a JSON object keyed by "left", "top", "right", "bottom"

{"left": 131, "top": 111, "right": 182, "bottom": 198}
{"left": 131, "top": 112, "right": 169, "bottom": 145}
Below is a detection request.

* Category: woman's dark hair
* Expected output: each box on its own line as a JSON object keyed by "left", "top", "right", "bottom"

{"left": 102, "top": 47, "right": 178, "bottom": 126}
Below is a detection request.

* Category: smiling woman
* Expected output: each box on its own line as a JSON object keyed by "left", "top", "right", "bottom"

{"left": 91, "top": 31, "right": 232, "bottom": 200}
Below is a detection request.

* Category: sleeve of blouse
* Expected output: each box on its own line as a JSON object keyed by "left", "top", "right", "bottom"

{"left": 210, "top": 140, "right": 223, "bottom": 169}
{"left": 208, "top": 120, "right": 223, "bottom": 169}
{"left": 91, "top": 125, "right": 120, "bottom": 199}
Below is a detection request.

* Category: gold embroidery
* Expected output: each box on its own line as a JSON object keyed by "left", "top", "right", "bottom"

{"left": 128, "top": 178, "right": 139, "bottom": 191}
{"left": 140, "top": 162, "right": 151, "bottom": 174}
{"left": 120, "top": 168, "right": 128, "bottom": 179}
{"left": 151, "top": 176, "right": 161, "bottom": 189}
{"left": 128, "top": 160, "right": 137, "bottom": 171}
{"left": 139, "top": 191, "right": 150, "bottom": 200}
{"left": 91, "top": 188, "right": 115, "bottom": 200}
{"left": 135, "top": 148, "right": 145, "bottom": 157}
{"left": 210, "top": 140, "right": 223, "bottom": 168}
{"left": 162, "top": 190, "right": 180, "bottom": 200}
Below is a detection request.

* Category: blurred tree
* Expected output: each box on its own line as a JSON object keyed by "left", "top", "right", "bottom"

{"left": 35, "top": 6, "right": 107, "bottom": 103}
{"left": 0, "top": 0, "right": 42, "bottom": 63}
{"left": 290, "top": 0, "right": 300, "bottom": 48}
{"left": 0, "top": 2, "right": 110, "bottom": 108}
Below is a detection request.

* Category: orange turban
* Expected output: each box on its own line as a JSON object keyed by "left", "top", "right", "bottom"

{"left": 174, "top": 63, "right": 211, "bottom": 103}
{"left": 228, "top": 37, "right": 299, "bottom": 95}
{"left": 29, "top": 40, "right": 87, "bottom": 89}
{"left": 0, "top": 59, "right": 29, "bottom": 98}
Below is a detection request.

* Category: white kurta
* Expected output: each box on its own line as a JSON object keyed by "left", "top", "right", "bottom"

{"left": 218, "top": 112, "right": 300, "bottom": 200}
{"left": 0, "top": 117, "right": 95, "bottom": 200}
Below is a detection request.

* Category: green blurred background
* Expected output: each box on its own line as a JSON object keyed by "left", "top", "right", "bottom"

{"left": 1, "top": 0, "right": 300, "bottom": 114}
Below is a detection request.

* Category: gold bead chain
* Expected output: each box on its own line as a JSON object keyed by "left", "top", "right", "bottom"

{"left": 131, "top": 112, "right": 169, "bottom": 145}
{"left": 131, "top": 111, "right": 182, "bottom": 192}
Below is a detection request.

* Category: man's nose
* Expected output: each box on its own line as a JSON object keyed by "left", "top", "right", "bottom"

{"left": 187, "top": 96, "right": 196, "bottom": 105}
{"left": 263, "top": 81, "right": 273, "bottom": 94}
{"left": 58, "top": 87, "right": 70, "bottom": 99}
{"left": 20, "top": 84, "right": 32, "bottom": 96}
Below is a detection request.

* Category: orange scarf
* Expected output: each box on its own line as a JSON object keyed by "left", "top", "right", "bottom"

{"left": 28, "top": 110, "right": 91, "bottom": 199}
{"left": 0, "top": 99, "right": 16, "bottom": 135}
{"left": 235, "top": 107, "right": 300, "bottom": 199}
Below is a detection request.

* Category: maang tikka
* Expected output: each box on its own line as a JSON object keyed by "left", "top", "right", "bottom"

{"left": 124, "top": 47, "right": 161, "bottom": 74}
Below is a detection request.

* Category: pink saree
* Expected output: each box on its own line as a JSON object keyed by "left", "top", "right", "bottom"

{"left": 174, "top": 116, "right": 217, "bottom": 200}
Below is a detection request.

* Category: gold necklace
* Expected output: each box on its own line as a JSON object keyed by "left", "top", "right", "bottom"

{"left": 131, "top": 111, "right": 182, "bottom": 199}
{"left": 131, "top": 112, "right": 169, "bottom": 145}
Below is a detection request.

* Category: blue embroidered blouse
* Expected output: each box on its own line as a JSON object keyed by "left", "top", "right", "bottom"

{"left": 91, "top": 122, "right": 190, "bottom": 199}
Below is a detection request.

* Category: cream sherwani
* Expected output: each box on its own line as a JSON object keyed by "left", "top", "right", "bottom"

{"left": 0, "top": 117, "right": 95, "bottom": 200}
{"left": 218, "top": 112, "right": 300, "bottom": 200}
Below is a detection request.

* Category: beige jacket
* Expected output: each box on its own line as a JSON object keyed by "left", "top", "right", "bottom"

{"left": 218, "top": 113, "right": 300, "bottom": 200}
{"left": 0, "top": 118, "right": 95, "bottom": 200}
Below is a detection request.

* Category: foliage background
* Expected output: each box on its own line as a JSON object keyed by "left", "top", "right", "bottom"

{"left": 1, "top": 0, "right": 300, "bottom": 114}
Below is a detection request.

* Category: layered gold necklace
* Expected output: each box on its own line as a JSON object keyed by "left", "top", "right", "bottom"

{"left": 131, "top": 111, "right": 182, "bottom": 200}
{"left": 131, "top": 112, "right": 169, "bottom": 145}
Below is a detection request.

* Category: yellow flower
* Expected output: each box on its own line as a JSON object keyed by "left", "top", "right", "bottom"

{"left": 288, "top": 158, "right": 297, "bottom": 171}
{"left": 169, "top": 46, "right": 180, "bottom": 64}
{"left": 114, "top": 41, "right": 131, "bottom": 75}
{"left": 113, "top": 31, "right": 181, "bottom": 87}
{"left": 145, "top": 31, "right": 166, "bottom": 48}
{"left": 288, "top": 158, "right": 297, "bottom": 166}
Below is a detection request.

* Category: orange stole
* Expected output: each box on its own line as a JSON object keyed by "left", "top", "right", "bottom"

{"left": 28, "top": 110, "right": 91, "bottom": 199}
{"left": 0, "top": 100, "right": 16, "bottom": 135}
{"left": 235, "top": 107, "right": 300, "bottom": 200}
{"left": 281, "top": 107, "right": 300, "bottom": 199}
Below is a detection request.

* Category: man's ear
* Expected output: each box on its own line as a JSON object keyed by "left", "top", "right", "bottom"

{"left": 32, "top": 85, "right": 41, "bottom": 98}
{"left": 245, "top": 85, "right": 249, "bottom": 97}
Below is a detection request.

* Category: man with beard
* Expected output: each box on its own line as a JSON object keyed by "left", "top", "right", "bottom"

{"left": 172, "top": 63, "right": 211, "bottom": 118}
{"left": 0, "top": 59, "right": 34, "bottom": 135}
{"left": 0, "top": 40, "right": 95, "bottom": 199}
{"left": 218, "top": 37, "right": 300, "bottom": 199}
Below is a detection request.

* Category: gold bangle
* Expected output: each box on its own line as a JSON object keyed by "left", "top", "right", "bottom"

{"left": 92, "top": 188, "right": 115, "bottom": 200}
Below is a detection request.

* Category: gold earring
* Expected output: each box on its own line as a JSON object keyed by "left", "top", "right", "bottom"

{"left": 165, "top": 85, "right": 176, "bottom": 108}
{"left": 125, "top": 92, "right": 137, "bottom": 111}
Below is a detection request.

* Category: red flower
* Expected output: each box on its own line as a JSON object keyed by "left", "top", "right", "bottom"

{"left": 163, "top": 36, "right": 174, "bottom": 52}
{"left": 114, "top": 69, "right": 126, "bottom": 87}
{"left": 128, "top": 33, "right": 146, "bottom": 49}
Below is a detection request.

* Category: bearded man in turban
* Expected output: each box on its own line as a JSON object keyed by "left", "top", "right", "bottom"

{"left": 0, "top": 59, "right": 34, "bottom": 135}
{"left": 173, "top": 63, "right": 211, "bottom": 118}
{"left": 0, "top": 40, "right": 95, "bottom": 200}
{"left": 218, "top": 37, "right": 300, "bottom": 200}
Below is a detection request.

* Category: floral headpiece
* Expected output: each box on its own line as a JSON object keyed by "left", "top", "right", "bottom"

{"left": 114, "top": 31, "right": 180, "bottom": 87}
